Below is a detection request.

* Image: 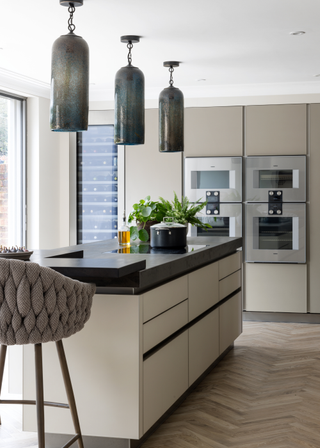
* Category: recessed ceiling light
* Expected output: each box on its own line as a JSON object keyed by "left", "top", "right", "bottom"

{"left": 314, "top": 74, "right": 320, "bottom": 77}
{"left": 197, "top": 79, "right": 206, "bottom": 82}
{"left": 290, "top": 31, "right": 305, "bottom": 36}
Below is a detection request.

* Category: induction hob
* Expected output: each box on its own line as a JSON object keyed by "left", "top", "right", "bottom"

{"left": 106, "top": 244, "right": 208, "bottom": 255}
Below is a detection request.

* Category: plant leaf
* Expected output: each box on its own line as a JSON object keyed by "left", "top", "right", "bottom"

{"left": 130, "top": 226, "right": 139, "bottom": 241}
{"left": 141, "top": 206, "right": 152, "bottom": 217}
{"left": 139, "top": 228, "right": 149, "bottom": 242}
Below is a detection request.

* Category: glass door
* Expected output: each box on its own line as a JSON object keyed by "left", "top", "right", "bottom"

{"left": 188, "top": 203, "right": 242, "bottom": 237}
{"left": 245, "top": 203, "right": 306, "bottom": 263}
{"left": 77, "top": 125, "right": 118, "bottom": 243}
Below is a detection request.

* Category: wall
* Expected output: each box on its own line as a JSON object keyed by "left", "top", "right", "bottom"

{"left": 27, "top": 97, "right": 69, "bottom": 249}
{"left": 23, "top": 92, "right": 320, "bottom": 250}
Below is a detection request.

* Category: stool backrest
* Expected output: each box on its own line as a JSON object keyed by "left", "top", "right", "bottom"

{"left": 0, "top": 259, "right": 96, "bottom": 345}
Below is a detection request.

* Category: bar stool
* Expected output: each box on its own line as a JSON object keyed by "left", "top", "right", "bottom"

{"left": 0, "top": 258, "right": 96, "bottom": 448}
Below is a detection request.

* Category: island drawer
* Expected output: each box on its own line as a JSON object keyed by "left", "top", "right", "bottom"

{"left": 142, "top": 276, "right": 188, "bottom": 323}
{"left": 143, "top": 300, "right": 188, "bottom": 354}
{"left": 219, "top": 269, "right": 241, "bottom": 301}
{"left": 188, "top": 261, "right": 219, "bottom": 321}
{"left": 143, "top": 331, "right": 188, "bottom": 433}
{"left": 220, "top": 291, "right": 242, "bottom": 354}
{"left": 218, "top": 251, "right": 241, "bottom": 280}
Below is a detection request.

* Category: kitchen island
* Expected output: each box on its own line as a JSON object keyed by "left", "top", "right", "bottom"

{"left": 23, "top": 236, "right": 242, "bottom": 448}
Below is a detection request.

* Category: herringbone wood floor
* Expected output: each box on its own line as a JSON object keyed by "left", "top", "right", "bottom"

{"left": 2, "top": 322, "right": 320, "bottom": 447}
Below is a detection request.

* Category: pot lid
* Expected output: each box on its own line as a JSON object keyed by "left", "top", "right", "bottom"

{"left": 151, "top": 218, "right": 187, "bottom": 230}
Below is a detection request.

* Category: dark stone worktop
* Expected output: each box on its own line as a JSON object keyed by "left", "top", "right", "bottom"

{"left": 31, "top": 236, "right": 242, "bottom": 295}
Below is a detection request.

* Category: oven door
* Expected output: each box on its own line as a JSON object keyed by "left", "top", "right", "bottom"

{"left": 184, "top": 157, "right": 242, "bottom": 202}
{"left": 245, "top": 156, "right": 306, "bottom": 202}
{"left": 245, "top": 203, "right": 306, "bottom": 263}
{"left": 188, "top": 203, "right": 242, "bottom": 238}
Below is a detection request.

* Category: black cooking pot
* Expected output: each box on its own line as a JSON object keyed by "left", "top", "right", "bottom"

{"left": 150, "top": 219, "right": 187, "bottom": 248}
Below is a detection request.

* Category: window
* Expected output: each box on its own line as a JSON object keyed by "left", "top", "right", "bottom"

{"left": 0, "top": 93, "right": 26, "bottom": 248}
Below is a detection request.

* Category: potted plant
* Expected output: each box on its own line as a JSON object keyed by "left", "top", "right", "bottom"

{"left": 128, "top": 196, "right": 166, "bottom": 242}
{"left": 128, "top": 193, "right": 212, "bottom": 242}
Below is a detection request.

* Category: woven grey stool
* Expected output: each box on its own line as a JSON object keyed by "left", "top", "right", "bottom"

{"left": 0, "top": 258, "right": 96, "bottom": 448}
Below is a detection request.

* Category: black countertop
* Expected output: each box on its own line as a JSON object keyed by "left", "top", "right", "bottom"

{"left": 30, "top": 236, "right": 242, "bottom": 295}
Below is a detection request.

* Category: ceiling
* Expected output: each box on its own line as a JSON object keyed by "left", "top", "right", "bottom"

{"left": 2, "top": 0, "right": 320, "bottom": 101}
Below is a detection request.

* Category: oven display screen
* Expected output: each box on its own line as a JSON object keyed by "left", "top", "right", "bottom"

{"left": 196, "top": 171, "right": 229, "bottom": 189}
{"left": 258, "top": 217, "right": 293, "bottom": 250}
{"left": 259, "top": 170, "right": 293, "bottom": 189}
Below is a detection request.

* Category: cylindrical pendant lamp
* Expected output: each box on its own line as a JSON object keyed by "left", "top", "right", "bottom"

{"left": 159, "top": 61, "right": 184, "bottom": 153}
{"left": 50, "top": 1, "right": 89, "bottom": 132}
{"left": 114, "top": 36, "right": 145, "bottom": 145}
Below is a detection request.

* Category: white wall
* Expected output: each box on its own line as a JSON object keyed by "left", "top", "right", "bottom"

{"left": 27, "top": 97, "right": 69, "bottom": 249}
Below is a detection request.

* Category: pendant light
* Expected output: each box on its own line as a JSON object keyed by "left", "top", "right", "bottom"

{"left": 159, "top": 62, "right": 184, "bottom": 153}
{"left": 50, "top": 1, "right": 89, "bottom": 132}
{"left": 114, "top": 36, "right": 145, "bottom": 145}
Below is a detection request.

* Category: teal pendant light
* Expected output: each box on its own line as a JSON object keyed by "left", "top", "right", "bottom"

{"left": 159, "top": 62, "right": 184, "bottom": 152}
{"left": 50, "top": 1, "right": 89, "bottom": 132}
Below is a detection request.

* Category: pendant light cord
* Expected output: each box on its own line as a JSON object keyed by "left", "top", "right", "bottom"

{"left": 127, "top": 42, "right": 133, "bottom": 65}
{"left": 68, "top": 3, "right": 76, "bottom": 33}
{"left": 169, "top": 66, "right": 174, "bottom": 86}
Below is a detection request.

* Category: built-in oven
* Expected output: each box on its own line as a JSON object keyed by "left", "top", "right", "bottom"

{"left": 184, "top": 157, "right": 242, "bottom": 203}
{"left": 188, "top": 203, "right": 242, "bottom": 237}
{"left": 245, "top": 202, "right": 306, "bottom": 263}
{"left": 245, "top": 156, "right": 306, "bottom": 202}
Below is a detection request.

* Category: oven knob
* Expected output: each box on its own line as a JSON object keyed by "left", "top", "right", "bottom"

{"left": 206, "top": 210, "right": 211, "bottom": 215}
{"left": 277, "top": 191, "right": 282, "bottom": 196}
{"left": 269, "top": 210, "right": 274, "bottom": 214}
{"left": 214, "top": 191, "right": 219, "bottom": 196}
{"left": 214, "top": 210, "right": 219, "bottom": 215}
{"left": 269, "top": 191, "right": 274, "bottom": 196}
{"left": 277, "top": 209, "right": 282, "bottom": 214}
{"left": 207, "top": 192, "right": 211, "bottom": 196}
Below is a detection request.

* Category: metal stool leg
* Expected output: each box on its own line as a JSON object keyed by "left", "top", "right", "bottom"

{"left": 56, "top": 340, "right": 84, "bottom": 448}
{"left": 35, "top": 343, "right": 45, "bottom": 448}
{"left": 0, "top": 345, "right": 7, "bottom": 425}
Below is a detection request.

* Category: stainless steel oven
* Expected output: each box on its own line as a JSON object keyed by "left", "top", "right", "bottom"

{"left": 245, "top": 156, "right": 306, "bottom": 202}
{"left": 185, "top": 157, "right": 242, "bottom": 203}
{"left": 188, "top": 203, "right": 242, "bottom": 237}
{"left": 245, "top": 202, "right": 306, "bottom": 263}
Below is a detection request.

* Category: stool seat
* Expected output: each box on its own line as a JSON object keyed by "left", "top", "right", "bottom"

{"left": 0, "top": 258, "right": 96, "bottom": 448}
{"left": 0, "top": 258, "right": 95, "bottom": 346}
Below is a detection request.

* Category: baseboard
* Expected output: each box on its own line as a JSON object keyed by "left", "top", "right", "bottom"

{"left": 243, "top": 311, "right": 320, "bottom": 324}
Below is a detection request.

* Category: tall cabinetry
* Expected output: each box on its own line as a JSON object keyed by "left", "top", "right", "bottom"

{"left": 184, "top": 106, "right": 243, "bottom": 156}
{"left": 308, "top": 104, "right": 320, "bottom": 312}
{"left": 245, "top": 104, "right": 307, "bottom": 156}
{"left": 243, "top": 103, "right": 308, "bottom": 313}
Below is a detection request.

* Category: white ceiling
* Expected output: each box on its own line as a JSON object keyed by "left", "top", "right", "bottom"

{"left": 2, "top": 0, "right": 320, "bottom": 101}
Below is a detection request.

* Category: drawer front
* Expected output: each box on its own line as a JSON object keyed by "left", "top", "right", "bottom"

{"left": 188, "top": 262, "right": 219, "bottom": 321}
{"left": 142, "top": 276, "right": 188, "bottom": 323}
{"left": 218, "top": 251, "right": 241, "bottom": 280}
{"left": 189, "top": 308, "right": 219, "bottom": 386}
{"left": 219, "top": 269, "right": 241, "bottom": 301}
{"left": 143, "top": 300, "right": 188, "bottom": 354}
{"left": 220, "top": 291, "right": 242, "bottom": 354}
{"left": 143, "top": 331, "right": 188, "bottom": 433}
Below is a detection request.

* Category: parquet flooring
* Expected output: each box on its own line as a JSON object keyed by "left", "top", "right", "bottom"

{"left": 2, "top": 322, "right": 320, "bottom": 447}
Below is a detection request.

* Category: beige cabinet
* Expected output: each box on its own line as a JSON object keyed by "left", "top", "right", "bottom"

{"left": 245, "top": 104, "right": 307, "bottom": 156}
{"left": 244, "top": 263, "right": 307, "bottom": 313}
{"left": 308, "top": 104, "right": 320, "bottom": 312}
{"left": 220, "top": 292, "right": 242, "bottom": 354}
{"left": 184, "top": 106, "right": 243, "bottom": 157}
{"left": 143, "top": 331, "right": 189, "bottom": 433}
{"left": 188, "top": 261, "right": 219, "bottom": 320}
{"left": 188, "top": 309, "right": 219, "bottom": 386}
